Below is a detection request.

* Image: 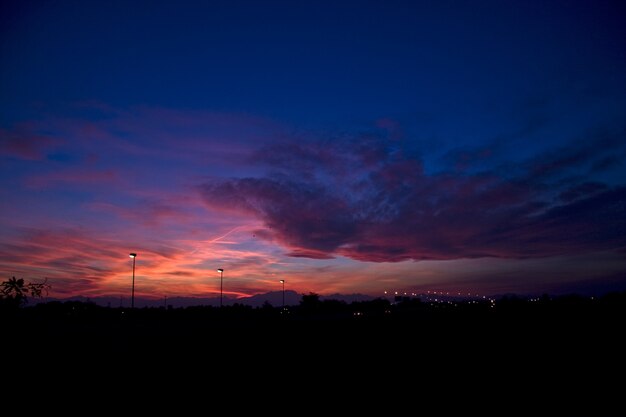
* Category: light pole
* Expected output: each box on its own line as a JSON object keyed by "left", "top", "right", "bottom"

{"left": 280, "top": 279, "right": 285, "bottom": 310}
{"left": 129, "top": 253, "right": 137, "bottom": 308}
{"left": 217, "top": 268, "right": 224, "bottom": 308}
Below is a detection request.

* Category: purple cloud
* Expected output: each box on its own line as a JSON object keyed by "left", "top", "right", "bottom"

{"left": 200, "top": 177, "right": 357, "bottom": 253}
{"left": 200, "top": 131, "right": 626, "bottom": 262}
{"left": 24, "top": 168, "right": 120, "bottom": 188}
{"left": 0, "top": 125, "right": 62, "bottom": 160}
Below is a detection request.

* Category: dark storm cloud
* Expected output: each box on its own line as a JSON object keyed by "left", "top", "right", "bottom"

{"left": 199, "top": 131, "right": 626, "bottom": 262}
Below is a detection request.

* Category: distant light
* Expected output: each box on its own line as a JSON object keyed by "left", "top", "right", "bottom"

{"left": 280, "top": 279, "right": 285, "bottom": 283}
{"left": 217, "top": 268, "right": 223, "bottom": 273}
{"left": 129, "top": 253, "right": 137, "bottom": 258}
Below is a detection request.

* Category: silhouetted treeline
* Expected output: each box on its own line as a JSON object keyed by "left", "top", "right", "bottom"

{"left": 2, "top": 292, "right": 624, "bottom": 416}
{"left": 2, "top": 291, "right": 624, "bottom": 331}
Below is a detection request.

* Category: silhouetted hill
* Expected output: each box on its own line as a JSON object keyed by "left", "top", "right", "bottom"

{"left": 37, "top": 290, "right": 374, "bottom": 308}
{"left": 321, "top": 293, "right": 374, "bottom": 303}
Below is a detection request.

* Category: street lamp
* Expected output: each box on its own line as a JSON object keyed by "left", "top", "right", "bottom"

{"left": 217, "top": 268, "right": 224, "bottom": 308}
{"left": 280, "top": 279, "right": 285, "bottom": 310}
{"left": 129, "top": 253, "right": 137, "bottom": 308}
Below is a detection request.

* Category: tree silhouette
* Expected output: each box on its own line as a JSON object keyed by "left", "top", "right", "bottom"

{"left": 0, "top": 277, "right": 50, "bottom": 308}
{"left": 299, "top": 292, "right": 321, "bottom": 314}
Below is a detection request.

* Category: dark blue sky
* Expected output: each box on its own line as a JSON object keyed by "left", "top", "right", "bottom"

{"left": 1, "top": 0, "right": 625, "bottom": 298}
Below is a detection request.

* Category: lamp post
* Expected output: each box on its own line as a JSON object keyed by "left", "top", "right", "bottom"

{"left": 217, "top": 268, "right": 224, "bottom": 308}
{"left": 280, "top": 279, "right": 285, "bottom": 310}
{"left": 129, "top": 253, "right": 137, "bottom": 308}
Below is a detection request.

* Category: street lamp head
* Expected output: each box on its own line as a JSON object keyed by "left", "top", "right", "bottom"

{"left": 217, "top": 268, "right": 223, "bottom": 273}
{"left": 280, "top": 280, "right": 285, "bottom": 283}
{"left": 129, "top": 253, "right": 137, "bottom": 258}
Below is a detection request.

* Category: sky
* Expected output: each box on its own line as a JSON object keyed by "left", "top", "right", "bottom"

{"left": 1, "top": 0, "right": 625, "bottom": 300}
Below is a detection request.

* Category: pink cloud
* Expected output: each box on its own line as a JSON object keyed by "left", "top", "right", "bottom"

{"left": 87, "top": 199, "right": 193, "bottom": 227}
{"left": 0, "top": 225, "right": 299, "bottom": 299}
{"left": 24, "top": 168, "right": 120, "bottom": 188}
{"left": 0, "top": 124, "right": 62, "bottom": 160}
{"left": 200, "top": 133, "right": 626, "bottom": 263}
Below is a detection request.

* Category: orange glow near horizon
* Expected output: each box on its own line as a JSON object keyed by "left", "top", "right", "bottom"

{"left": 5, "top": 218, "right": 625, "bottom": 300}
{"left": 1, "top": 220, "right": 387, "bottom": 299}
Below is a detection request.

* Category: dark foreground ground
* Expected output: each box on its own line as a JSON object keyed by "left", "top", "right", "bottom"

{"left": 2, "top": 294, "right": 624, "bottom": 416}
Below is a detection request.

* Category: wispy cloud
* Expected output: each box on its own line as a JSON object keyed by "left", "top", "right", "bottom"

{"left": 0, "top": 225, "right": 283, "bottom": 298}
{"left": 25, "top": 168, "right": 120, "bottom": 188}
{"left": 0, "top": 123, "right": 63, "bottom": 160}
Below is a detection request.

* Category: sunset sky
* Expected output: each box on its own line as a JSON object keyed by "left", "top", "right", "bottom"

{"left": 1, "top": 0, "right": 625, "bottom": 300}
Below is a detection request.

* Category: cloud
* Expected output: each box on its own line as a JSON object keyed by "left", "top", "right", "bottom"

{"left": 24, "top": 168, "right": 120, "bottom": 188}
{"left": 442, "top": 146, "right": 494, "bottom": 172}
{"left": 0, "top": 223, "right": 294, "bottom": 298}
{"left": 523, "top": 129, "right": 625, "bottom": 182}
{"left": 200, "top": 177, "right": 357, "bottom": 255}
{"left": 558, "top": 182, "right": 608, "bottom": 202}
{"left": 1, "top": 104, "right": 284, "bottom": 176}
{"left": 0, "top": 228, "right": 123, "bottom": 295}
{"left": 87, "top": 199, "right": 192, "bottom": 227}
{"left": 199, "top": 130, "right": 626, "bottom": 262}
{"left": 0, "top": 125, "right": 62, "bottom": 160}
